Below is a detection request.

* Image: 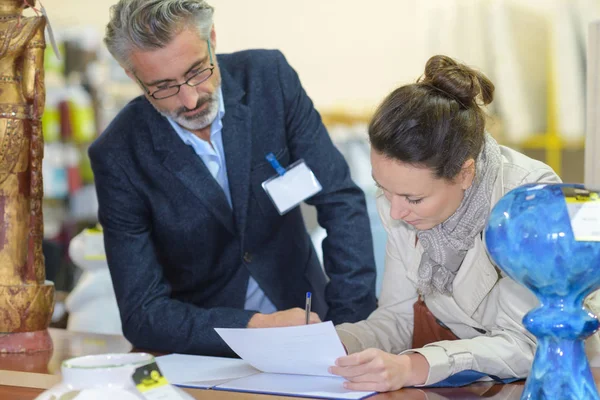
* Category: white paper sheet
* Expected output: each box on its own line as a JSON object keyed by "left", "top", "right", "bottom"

{"left": 215, "top": 321, "right": 346, "bottom": 377}
{"left": 156, "top": 324, "right": 375, "bottom": 400}
{"left": 155, "top": 353, "right": 259, "bottom": 388}
{"left": 215, "top": 373, "right": 375, "bottom": 400}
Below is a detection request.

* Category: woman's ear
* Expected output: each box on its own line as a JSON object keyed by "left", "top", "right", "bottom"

{"left": 460, "top": 158, "right": 476, "bottom": 190}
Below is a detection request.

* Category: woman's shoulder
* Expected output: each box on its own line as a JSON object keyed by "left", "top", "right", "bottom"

{"left": 498, "top": 145, "right": 562, "bottom": 192}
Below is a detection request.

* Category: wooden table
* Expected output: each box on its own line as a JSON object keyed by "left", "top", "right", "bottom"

{"left": 0, "top": 328, "right": 598, "bottom": 399}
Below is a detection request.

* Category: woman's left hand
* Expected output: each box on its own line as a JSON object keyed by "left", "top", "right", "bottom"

{"left": 329, "top": 348, "right": 429, "bottom": 392}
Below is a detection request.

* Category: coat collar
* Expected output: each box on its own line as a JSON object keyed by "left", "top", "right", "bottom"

{"left": 437, "top": 153, "right": 506, "bottom": 316}
{"left": 148, "top": 59, "right": 252, "bottom": 238}
{"left": 399, "top": 154, "right": 507, "bottom": 316}
{"left": 220, "top": 63, "right": 252, "bottom": 244}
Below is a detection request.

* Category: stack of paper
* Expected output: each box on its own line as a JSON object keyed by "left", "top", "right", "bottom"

{"left": 156, "top": 321, "right": 375, "bottom": 399}
{"left": 154, "top": 353, "right": 258, "bottom": 388}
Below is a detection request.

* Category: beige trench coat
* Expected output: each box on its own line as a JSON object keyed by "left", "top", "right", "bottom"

{"left": 337, "top": 145, "right": 600, "bottom": 385}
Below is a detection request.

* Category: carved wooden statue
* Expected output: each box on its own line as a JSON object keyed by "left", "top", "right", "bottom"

{"left": 0, "top": 0, "right": 54, "bottom": 353}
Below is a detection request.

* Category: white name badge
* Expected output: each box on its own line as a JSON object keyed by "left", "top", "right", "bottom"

{"left": 262, "top": 156, "right": 322, "bottom": 215}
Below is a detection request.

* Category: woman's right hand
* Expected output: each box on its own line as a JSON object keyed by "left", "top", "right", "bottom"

{"left": 329, "top": 349, "right": 430, "bottom": 392}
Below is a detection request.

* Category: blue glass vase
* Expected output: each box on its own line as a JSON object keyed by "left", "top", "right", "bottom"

{"left": 485, "top": 183, "right": 600, "bottom": 400}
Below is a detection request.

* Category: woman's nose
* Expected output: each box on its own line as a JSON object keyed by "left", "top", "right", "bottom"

{"left": 390, "top": 196, "right": 410, "bottom": 220}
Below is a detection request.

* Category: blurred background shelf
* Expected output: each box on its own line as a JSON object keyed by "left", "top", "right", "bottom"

{"left": 26, "top": 0, "right": 597, "bottom": 332}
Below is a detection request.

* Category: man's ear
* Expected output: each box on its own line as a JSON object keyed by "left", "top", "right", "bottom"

{"left": 210, "top": 25, "right": 217, "bottom": 52}
{"left": 460, "top": 158, "right": 476, "bottom": 190}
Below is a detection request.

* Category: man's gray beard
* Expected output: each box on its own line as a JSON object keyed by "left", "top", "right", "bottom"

{"left": 153, "top": 88, "right": 221, "bottom": 131}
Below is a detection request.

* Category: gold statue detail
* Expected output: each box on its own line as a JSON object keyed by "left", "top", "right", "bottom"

{"left": 0, "top": 0, "right": 54, "bottom": 353}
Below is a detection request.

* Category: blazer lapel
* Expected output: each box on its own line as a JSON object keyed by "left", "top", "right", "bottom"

{"left": 148, "top": 103, "right": 236, "bottom": 234}
{"left": 220, "top": 66, "right": 252, "bottom": 244}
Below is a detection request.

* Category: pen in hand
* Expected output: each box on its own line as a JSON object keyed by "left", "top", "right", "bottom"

{"left": 305, "top": 292, "right": 312, "bottom": 325}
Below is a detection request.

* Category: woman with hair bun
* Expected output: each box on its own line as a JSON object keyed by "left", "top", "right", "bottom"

{"left": 330, "top": 55, "right": 562, "bottom": 392}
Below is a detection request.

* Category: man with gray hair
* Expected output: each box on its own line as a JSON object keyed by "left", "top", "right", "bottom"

{"left": 90, "top": 0, "right": 377, "bottom": 356}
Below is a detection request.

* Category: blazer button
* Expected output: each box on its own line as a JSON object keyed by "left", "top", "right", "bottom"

{"left": 243, "top": 252, "right": 253, "bottom": 263}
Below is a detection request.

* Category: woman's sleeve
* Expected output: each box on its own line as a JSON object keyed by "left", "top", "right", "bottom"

{"left": 336, "top": 193, "right": 418, "bottom": 354}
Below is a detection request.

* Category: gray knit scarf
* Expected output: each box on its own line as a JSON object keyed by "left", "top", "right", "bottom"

{"left": 416, "top": 134, "right": 502, "bottom": 295}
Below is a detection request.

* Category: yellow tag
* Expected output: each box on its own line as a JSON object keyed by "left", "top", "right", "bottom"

{"left": 132, "top": 362, "right": 170, "bottom": 393}
{"left": 563, "top": 187, "right": 600, "bottom": 203}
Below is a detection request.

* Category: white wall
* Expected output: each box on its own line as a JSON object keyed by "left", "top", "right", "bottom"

{"left": 40, "top": 0, "right": 439, "bottom": 111}
{"left": 40, "top": 0, "right": 597, "bottom": 139}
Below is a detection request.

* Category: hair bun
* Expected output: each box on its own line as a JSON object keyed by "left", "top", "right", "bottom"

{"left": 422, "top": 55, "right": 494, "bottom": 107}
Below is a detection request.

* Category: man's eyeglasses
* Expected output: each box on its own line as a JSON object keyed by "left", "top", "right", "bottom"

{"left": 137, "top": 41, "right": 215, "bottom": 100}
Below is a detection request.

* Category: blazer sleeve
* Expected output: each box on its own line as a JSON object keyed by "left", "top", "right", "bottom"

{"left": 335, "top": 192, "right": 416, "bottom": 353}
{"left": 274, "top": 51, "right": 377, "bottom": 324}
{"left": 89, "top": 148, "right": 256, "bottom": 356}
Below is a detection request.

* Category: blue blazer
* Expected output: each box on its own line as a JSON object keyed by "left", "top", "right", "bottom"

{"left": 89, "top": 49, "right": 377, "bottom": 356}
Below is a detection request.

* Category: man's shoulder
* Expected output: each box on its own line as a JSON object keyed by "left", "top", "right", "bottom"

{"left": 217, "top": 49, "right": 288, "bottom": 79}
{"left": 90, "top": 96, "right": 150, "bottom": 155}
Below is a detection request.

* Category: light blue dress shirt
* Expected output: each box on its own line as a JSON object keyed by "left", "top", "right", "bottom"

{"left": 167, "top": 88, "right": 277, "bottom": 315}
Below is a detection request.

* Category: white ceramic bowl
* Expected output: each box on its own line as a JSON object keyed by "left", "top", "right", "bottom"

{"left": 35, "top": 353, "right": 193, "bottom": 400}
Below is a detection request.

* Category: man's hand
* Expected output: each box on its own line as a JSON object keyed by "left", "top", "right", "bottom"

{"left": 247, "top": 307, "right": 321, "bottom": 328}
{"left": 329, "top": 348, "right": 429, "bottom": 392}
